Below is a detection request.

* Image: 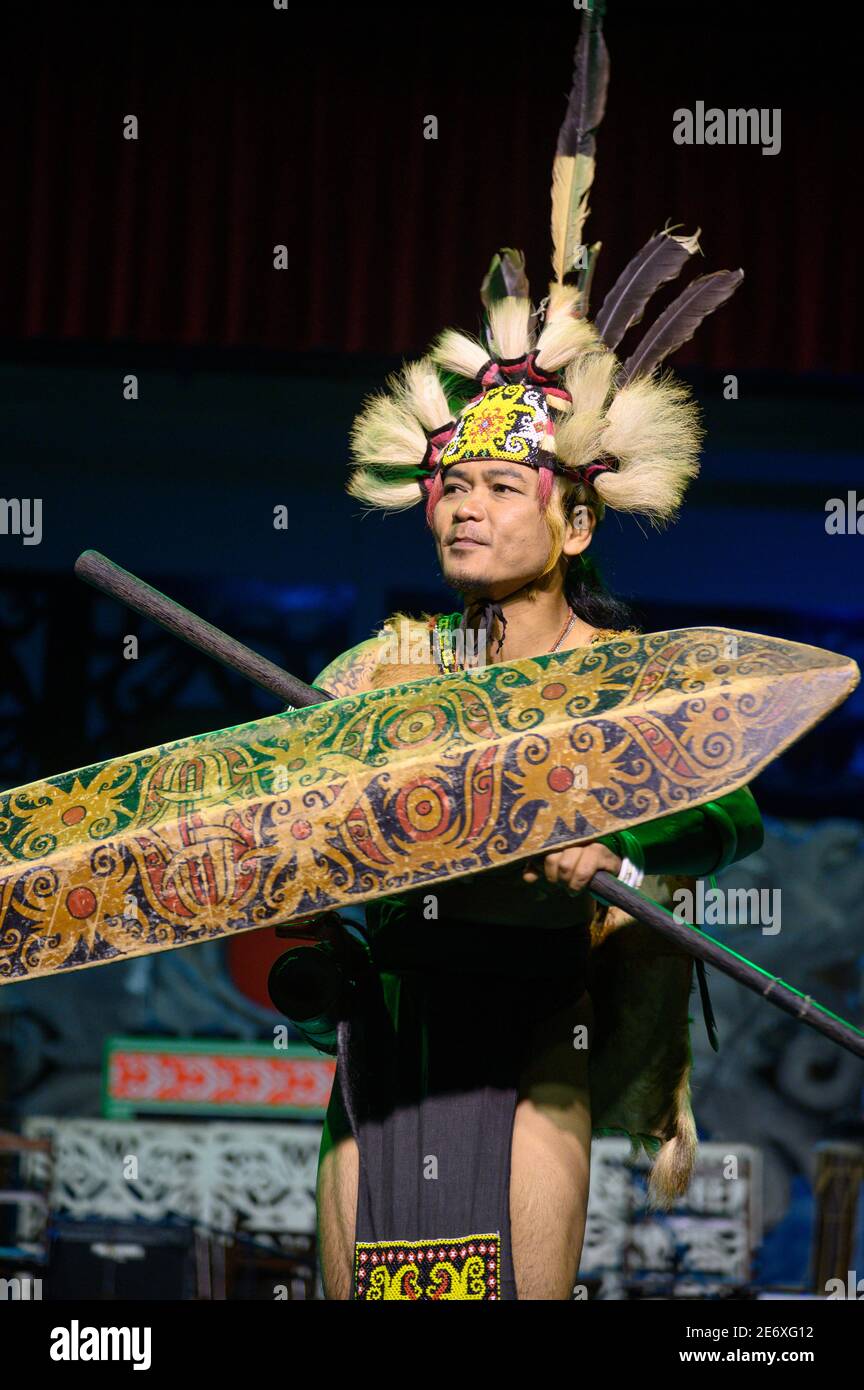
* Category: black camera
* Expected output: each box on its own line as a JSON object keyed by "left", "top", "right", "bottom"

{"left": 267, "top": 915, "right": 372, "bottom": 1056}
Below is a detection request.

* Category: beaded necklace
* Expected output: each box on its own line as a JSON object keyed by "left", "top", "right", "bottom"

{"left": 433, "top": 605, "right": 586, "bottom": 674}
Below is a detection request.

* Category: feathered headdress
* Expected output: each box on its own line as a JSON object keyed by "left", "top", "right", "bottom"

{"left": 347, "top": 0, "right": 743, "bottom": 541}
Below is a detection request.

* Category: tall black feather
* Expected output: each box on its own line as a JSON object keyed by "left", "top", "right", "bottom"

{"left": 553, "top": 0, "right": 610, "bottom": 285}
{"left": 556, "top": 0, "right": 609, "bottom": 160}
{"left": 618, "top": 269, "right": 745, "bottom": 383}
{"left": 595, "top": 231, "right": 699, "bottom": 350}
{"left": 480, "top": 248, "right": 531, "bottom": 312}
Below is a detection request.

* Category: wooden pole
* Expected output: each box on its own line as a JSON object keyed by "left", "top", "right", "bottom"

{"left": 589, "top": 871, "right": 864, "bottom": 1059}
{"left": 75, "top": 549, "right": 327, "bottom": 708}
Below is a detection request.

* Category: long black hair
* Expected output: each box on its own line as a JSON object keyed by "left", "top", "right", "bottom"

{"left": 564, "top": 549, "right": 636, "bottom": 631}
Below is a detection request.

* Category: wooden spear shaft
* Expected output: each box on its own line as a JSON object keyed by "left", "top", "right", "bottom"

{"left": 74, "top": 550, "right": 864, "bottom": 1061}
{"left": 589, "top": 872, "right": 864, "bottom": 1059}
{"left": 75, "top": 549, "right": 326, "bottom": 708}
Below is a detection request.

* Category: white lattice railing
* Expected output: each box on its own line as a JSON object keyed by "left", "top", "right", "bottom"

{"left": 20, "top": 1118, "right": 761, "bottom": 1293}
{"left": 20, "top": 1117, "right": 321, "bottom": 1239}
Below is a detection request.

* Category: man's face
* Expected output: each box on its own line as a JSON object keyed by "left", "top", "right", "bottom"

{"left": 431, "top": 461, "right": 551, "bottom": 598}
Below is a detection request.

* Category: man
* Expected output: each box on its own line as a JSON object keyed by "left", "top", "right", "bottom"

{"left": 311, "top": 453, "right": 760, "bottom": 1300}
{"left": 304, "top": 5, "right": 760, "bottom": 1300}
{"left": 314, "top": 469, "right": 624, "bottom": 1301}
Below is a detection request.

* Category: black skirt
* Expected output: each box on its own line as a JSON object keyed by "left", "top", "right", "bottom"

{"left": 330, "top": 902, "right": 592, "bottom": 1301}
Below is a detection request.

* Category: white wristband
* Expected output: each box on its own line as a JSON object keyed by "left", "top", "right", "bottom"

{"left": 617, "top": 854, "right": 645, "bottom": 890}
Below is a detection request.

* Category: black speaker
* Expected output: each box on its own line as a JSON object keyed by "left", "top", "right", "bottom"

{"left": 45, "top": 1217, "right": 197, "bottom": 1300}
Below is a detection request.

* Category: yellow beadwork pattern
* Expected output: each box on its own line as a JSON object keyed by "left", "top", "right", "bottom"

{"left": 439, "top": 383, "right": 546, "bottom": 468}
{"left": 353, "top": 1233, "right": 501, "bottom": 1300}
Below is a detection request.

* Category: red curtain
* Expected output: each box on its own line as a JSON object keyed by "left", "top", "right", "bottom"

{"left": 0, "top": 2, "right": 859, "bottom": 373}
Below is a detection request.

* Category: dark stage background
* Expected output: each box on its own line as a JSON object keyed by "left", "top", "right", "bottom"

{"left": 0, "top": 0, "right": 862, "bottom": 1294}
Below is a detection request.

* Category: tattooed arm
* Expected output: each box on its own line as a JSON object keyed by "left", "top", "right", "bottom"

{"left": 310, "top": 636, "right": 386, "bottom": 700}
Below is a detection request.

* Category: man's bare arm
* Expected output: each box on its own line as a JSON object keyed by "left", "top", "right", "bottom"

{"left": 312, "top": 636, "right": 385, "bottom": 699}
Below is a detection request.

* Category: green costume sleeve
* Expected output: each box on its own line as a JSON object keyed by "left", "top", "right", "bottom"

{"left": 597, "top": 785, "right": 763, "bottom": 879}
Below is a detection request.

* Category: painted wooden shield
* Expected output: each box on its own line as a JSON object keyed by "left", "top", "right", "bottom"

{"left": 0, "top": 626, "right": 857, "bottom": 983}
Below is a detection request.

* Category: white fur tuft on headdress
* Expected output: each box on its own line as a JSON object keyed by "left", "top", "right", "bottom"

{"left": 389, "top": 359, "right": 452, "bottom": 433}
{"left": 345, "top": 466, "right": 423, "bottom": 511}
{"left": 553, "top": 350, "right": 617, "bottom": 469}
{"left": 593, "top": 372, "right": 703, "bottom": 523}
{"left": 535, "top": 311, "right": 598, "bottom": 373}
{"left": 349, "top": 392, "right": 427, "bottom": 469}
{"left": 487, "top": 296, "right": 532, "bottom": 361}
{"left": 429, "top": 328, "right": 490, "bottom": 381}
